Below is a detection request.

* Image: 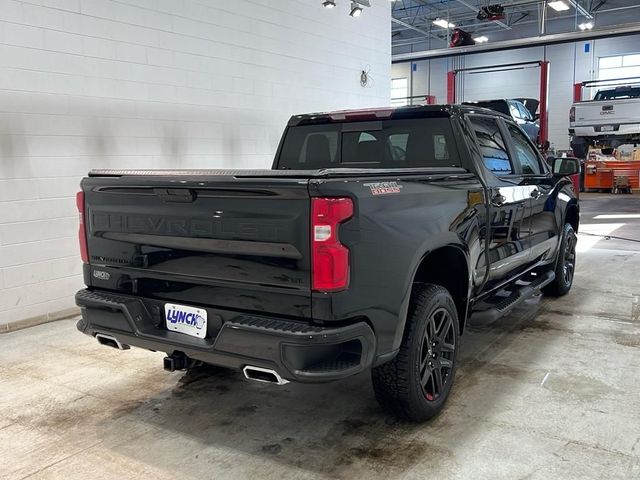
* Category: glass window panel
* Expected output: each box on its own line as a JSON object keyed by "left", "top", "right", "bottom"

{"left": 507, "top": 125, "right": 541, "bottom": 175}
{"left": 622, "top": 54, "right": 640, "bottom": 67}
{"left": 469, "top": 117, "right": 513, "bottom": 175}
{"left": 599, "top": 56, "right": 622, "bottom": 69}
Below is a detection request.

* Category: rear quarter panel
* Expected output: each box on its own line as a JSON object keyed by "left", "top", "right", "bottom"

{"left": 310, "top": 173, "right": 485, "bottom": 355}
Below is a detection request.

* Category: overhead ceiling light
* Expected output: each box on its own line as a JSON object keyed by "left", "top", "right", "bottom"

{"left": 349, "top": 1, "right": 362, "bottom": 17}
{"left": 579, "top": 21, "right": 594, "bottom": 30}
{"left": 433, "top": 18, "right": 455, "bottom": 29}
{"left": 473, "top": 35, "right": 489, "bottom": 43}
{"left": 322, "top": 0, "right": 336, "bottom": 7}
{"left": 548, "top": 1, "right": 570, "bottom": 11}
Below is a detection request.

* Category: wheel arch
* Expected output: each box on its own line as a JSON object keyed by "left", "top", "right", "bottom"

{"left": 564, "top": 198, "right": 580, "bottom": 233}
{"left": 400, "top": 245, "right": 471, "bottom": 343}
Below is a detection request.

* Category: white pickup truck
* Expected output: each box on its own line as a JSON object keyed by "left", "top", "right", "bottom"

{"left": 569, "top": 85, "right": 640, "bottom": 158}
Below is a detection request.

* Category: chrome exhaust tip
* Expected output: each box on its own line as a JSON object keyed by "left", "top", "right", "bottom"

{"left": 95, "top": 333, "right": 129, "bottom": 350}
{"left": 242, "top": 366, "right": 289, "bottom": 385}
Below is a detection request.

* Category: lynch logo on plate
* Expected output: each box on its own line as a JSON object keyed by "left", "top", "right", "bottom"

{"left": 364, "top": 181, "right": 403, "bottom": 195}
{"left": 165, "top": 303, "right": 207, "bottom": 338}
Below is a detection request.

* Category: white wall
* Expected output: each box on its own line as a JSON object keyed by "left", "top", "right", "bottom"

{"left": 0, "top": 0, "right": 391, "bottom": 330}
{"left": 391, "top": 34, "right": 640, "bottom": 150}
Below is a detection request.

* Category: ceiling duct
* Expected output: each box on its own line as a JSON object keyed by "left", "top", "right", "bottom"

{"left": 477, "top": 4, "right": 505, "bottom": 21}
{"left": 450, "top": 28, "right": 475, "bottom": 47}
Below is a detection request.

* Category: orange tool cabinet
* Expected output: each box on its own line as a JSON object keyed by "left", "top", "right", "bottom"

{"left": 585, "top": 161, "right": 640, "bottom": 191}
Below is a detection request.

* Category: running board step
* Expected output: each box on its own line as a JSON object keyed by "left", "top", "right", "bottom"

{"left": 470, "top": 270, "right": 555, "bottom": 324}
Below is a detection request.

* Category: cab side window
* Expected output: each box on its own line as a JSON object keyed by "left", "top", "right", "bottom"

{"left": 506, "top": 124, "right": 542, "bottom": 175}
{"left": 469, "top": 117, "right": 513, "bottom": 176}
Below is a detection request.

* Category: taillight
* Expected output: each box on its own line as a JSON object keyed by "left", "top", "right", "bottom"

{"left": 76, "top": 191, "right": 88, "bottom": 263}
{"left": 311, "top": 197, "right": 353, "bottom": 292}
{"left": 569, "top": 106, "right": 575, "bottom": 123}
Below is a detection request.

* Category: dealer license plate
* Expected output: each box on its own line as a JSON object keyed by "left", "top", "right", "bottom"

{"left": 165, "top": 303, "right": 207, "bottom": 338}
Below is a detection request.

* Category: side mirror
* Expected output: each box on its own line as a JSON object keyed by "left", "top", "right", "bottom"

{"left": 553, "top": 157, "right": 580, "bottom": 176}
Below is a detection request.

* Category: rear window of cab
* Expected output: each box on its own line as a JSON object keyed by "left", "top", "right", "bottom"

{"left": 276, "top": 118, "right": 461, "bottom": 170}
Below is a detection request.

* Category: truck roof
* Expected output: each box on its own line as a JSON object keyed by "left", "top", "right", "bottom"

{"left": 287, "top": 104, "right": 509, "bottom": 126}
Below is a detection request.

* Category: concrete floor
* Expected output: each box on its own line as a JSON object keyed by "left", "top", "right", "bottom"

{"left": 2, "top": 193, "right": 639, "bottom": 480}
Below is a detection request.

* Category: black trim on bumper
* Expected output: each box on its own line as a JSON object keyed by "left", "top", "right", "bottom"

{"left": 75, "top": 289, "right": 376, "bottom": 383}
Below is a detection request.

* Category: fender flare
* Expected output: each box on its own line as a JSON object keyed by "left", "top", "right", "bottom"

{"left": 391, "top": 241, "right": 473, "bottom": 353}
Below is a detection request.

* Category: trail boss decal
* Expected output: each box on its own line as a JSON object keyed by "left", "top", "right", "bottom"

{"left": 364, "top": 181, "right": 403, "bottom": 195}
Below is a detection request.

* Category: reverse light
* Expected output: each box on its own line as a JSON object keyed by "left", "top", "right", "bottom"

{"left": 311, "top": 197, "right": 354, "bottom": 292}
{"left": 76, "top": 191, "right": 89, "bottom": 263}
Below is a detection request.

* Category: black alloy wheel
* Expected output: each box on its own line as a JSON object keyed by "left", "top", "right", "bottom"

{"left": 562, "top": 232, "right": 576, "bottom": 287}
{"left": 372, "top": 284, "right": 460, "bottom": 422}
{"left": 419, "top": 307, "right": 456, "bottom": 402}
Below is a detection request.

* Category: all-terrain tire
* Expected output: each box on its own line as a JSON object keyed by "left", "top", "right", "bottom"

{"left": 371, "top": 284, "right": 460, "bottom": 422}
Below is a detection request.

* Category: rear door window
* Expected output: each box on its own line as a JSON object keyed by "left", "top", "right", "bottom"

{"left": 469, "top": 116, "right": 513, "bottom": 176}
{"left": 506, "top": 124, "right": 542, "bottom": 175}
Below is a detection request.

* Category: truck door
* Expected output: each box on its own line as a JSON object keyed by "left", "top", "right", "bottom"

{"left": 503, "top": 122, "right": 559, "bottom": 265}
{"left": 467, "top": 116, "right": 535, "bottom": 290}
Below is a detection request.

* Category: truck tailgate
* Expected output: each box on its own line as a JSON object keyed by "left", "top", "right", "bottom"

{"left": 81, "top": 174, "right": 311, "bottom": 318}
{"left": 573, "top": 98, "right": 639, "bottom": 126}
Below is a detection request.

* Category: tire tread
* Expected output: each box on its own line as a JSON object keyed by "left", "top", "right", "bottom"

{"left": 372, "top": 284, "right": 458, "bottom": 422}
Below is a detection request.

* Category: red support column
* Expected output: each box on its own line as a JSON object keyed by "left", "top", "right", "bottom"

{"left": 573, "top": 82, "right": 583, "bottom": 102}
{"left": 447, "top": 71, "right": 456, "bottom": 104}
{"left": 538, "top": 61, "right": 550, "bottom": 147}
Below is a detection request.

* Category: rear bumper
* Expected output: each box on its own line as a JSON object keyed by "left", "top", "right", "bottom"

{"left": 572, "top": 123, "right": 640, "bottom": 138}
{"left": 75, "top": 289, "right": 376, "bottom": 383}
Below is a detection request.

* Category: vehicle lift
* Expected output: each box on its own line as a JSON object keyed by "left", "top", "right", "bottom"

{"left": 446, "top": 60, "right": 550, "bottom": 148}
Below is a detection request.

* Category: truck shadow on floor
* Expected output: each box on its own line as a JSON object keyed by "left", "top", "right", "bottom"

{"left": 99, "top": 297, "right": 554, "bottom": 478}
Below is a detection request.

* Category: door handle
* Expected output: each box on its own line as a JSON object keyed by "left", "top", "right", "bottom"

{"left": 531, "top": 189, "right": 542, "bottom": 199}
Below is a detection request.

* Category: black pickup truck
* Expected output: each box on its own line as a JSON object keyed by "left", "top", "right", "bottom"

{"left": 75, "top": 105, "right": 579, "bottom": 422}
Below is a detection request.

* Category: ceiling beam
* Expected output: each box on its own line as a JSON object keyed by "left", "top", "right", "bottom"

{"left": 566, "top": 0, "right": 593, "bottom": 19}
{"left": 393, "top": 21, "right": 640, "bottom": 61}
{"left": 391, "top": 17, "right": 446, "bottom": 43}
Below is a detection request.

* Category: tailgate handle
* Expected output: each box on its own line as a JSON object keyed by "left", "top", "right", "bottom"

{"left": 154, "top": 188, "right": 196, "bottom": 203}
